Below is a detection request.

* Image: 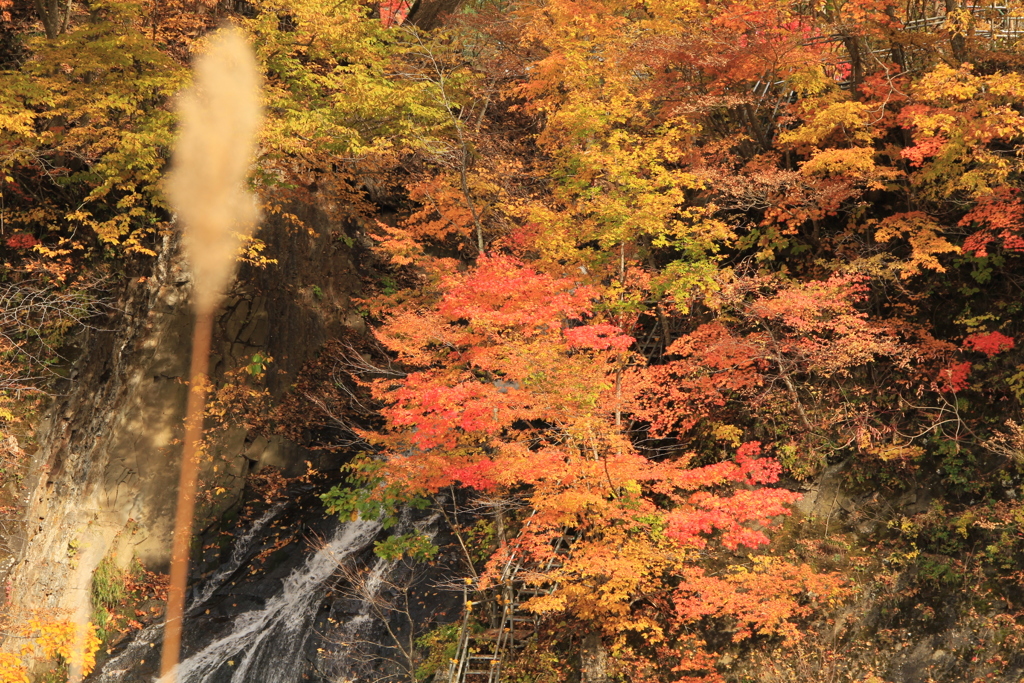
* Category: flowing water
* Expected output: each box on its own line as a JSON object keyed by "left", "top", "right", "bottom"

{"left": 94, "top": 510, "right": 382, "bottom": 683}
{"left": 164, "top": 518, "right": 382, "bottom": 683}
{"left": 185, "top": 502, "right": 287, "bottom": 617}
{"left": 92, "top": 495, "right": 457, "bottom": 683}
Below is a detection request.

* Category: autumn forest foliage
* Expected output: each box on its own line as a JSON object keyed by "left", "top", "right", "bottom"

{"left": 5, "top": 0, "right": 1024, "bottom": 678}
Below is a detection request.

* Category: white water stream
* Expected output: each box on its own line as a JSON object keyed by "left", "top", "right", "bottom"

{"left": 185, "top": 502, "right": 286, "bottom": 616}
{"left": 325, "top": 550, "right": 394, "bottom": 682}
{"left": 94, "top": 516, "right": 381, "bottom": 683}
{"left": 164, "top": 518, "right": 382, "bottom": 683}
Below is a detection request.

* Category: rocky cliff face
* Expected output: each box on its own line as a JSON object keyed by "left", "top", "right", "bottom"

{"left": 0, "top": 204, "right": 368, "bottom": 673}
{"left": 4, "top": 233, "right": 192, "bottom": 642}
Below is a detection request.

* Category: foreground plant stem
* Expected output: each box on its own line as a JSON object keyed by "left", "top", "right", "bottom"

{"left": 160, "top": 309, "right": 214, "bottom": 679}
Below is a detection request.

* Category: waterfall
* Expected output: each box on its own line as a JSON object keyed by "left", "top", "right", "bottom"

{"left": 319, "top": 506, "right": 445, "bottom": 683}
{"left": 185, "top": 502, "right": 286, "bottom": 616}
{"left": 94, "top": 501, "right": 294, "bottom": 683}
{"left": 163, "top": 518, "right": 381, "bottom": 683}
{"left": 324, "top": 549, "right": 396, "bottom": 682}
{"left": 92, "top": 496, "right": 454, "bottom": 683}
{"left": 94, "top": 516, "right": 381, "bottom": 683}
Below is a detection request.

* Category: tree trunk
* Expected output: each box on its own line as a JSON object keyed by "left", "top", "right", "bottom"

{"left": 34, "top": 0, "right": 69, "bottom": 39}
{"left": 886, "top": 8, "right": 907, "bottom": 72}
{"left": 407, "top": 0, "right": 465, "bottom": 30}
{"left": 581, "top": 632, "right": 609, "bottom": 683}
{"left": 842, "top": 35, "right": 864, "bottom": 99}
{"left": 944, "top": 0, "right": 968, "bottom": 63}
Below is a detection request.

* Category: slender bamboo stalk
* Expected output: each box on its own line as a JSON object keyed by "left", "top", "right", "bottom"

{"left": 159, "top": 309, "right": 214, "bottom": 678}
